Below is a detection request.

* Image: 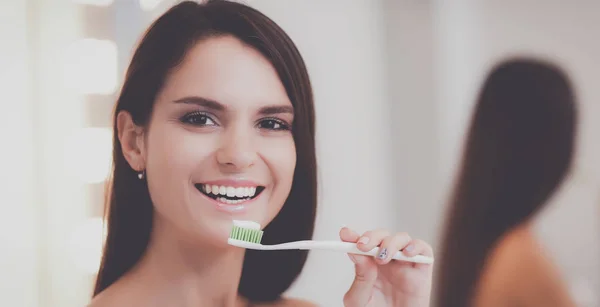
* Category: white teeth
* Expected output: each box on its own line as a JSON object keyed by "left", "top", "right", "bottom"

{"left": 235, "top": 187, "right": 245, "bottom": 197}
{"left": 201, "top": 184, "right": 261, "bottom": 198}
{"left": 217, "top": 197, "right": 250, "bottom": 205}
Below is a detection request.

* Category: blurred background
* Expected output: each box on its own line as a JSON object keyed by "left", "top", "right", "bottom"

{"left": 0, "top": 0, "right": 598, "bottom": 306}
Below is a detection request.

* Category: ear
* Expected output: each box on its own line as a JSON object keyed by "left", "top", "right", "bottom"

{"left": 117, "top": 110, "right": 147, "bottom": 172}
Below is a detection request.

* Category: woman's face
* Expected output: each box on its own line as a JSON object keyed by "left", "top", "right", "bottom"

{"left": 133, "top": 36, "right": 296, "bottom": 245}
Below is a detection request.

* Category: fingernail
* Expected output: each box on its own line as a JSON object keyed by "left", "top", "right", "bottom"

{"left": 358, "top": 236, "right": 370, "bottom": 244}
{"left": 377, "top": 248, "right": 388, "bottom": 260}
{"left": 404, "top": 244, "right": 414, "bottom": 252}
{"left": 348, "top": 254, "right": 358, "bottom": 264}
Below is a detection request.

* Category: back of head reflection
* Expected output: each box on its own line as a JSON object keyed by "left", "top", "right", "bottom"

{"left": 435, "top": 58, "right": 578, "bottom": 307}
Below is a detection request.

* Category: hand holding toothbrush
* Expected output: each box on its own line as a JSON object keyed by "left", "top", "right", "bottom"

{"left": 340, "top": 227, "right": 433, "bottom": 307}
{"left": 227, "top": 221, "right": 433, "bottom": 306}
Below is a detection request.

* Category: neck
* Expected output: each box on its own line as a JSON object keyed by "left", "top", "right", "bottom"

{"left": 127, "top": 215, "right": 247, "bottom": 307}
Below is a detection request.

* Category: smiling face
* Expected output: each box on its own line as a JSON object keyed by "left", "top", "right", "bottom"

{"left": 132, "top": 35, "right": 297, "bottom": 245}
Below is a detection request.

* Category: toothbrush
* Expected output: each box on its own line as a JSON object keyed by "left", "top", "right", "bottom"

{"left": 228, "top": 220, "right": 434, "bottom": 264}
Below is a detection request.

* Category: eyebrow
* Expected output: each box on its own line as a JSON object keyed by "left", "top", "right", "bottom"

{"left": 174, "top": 96, "right": 225, "bottom": 111}
{"left": 173, "top": 96, "right": 294, "bottom": 116}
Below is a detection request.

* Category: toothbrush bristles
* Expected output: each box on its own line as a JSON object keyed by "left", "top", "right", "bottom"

{"left": 230, "top": 225, "right": 264, "bottom": 244}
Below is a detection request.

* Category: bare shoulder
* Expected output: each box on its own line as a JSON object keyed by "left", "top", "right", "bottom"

{"left": 477, "top": 228, "right": 575, "bottom": 306}
{"left": 85, "top": 280, "right": 144, "bottom": 307}
{"left": 472, "top": 236, "right": 518, "bottom": 306}
{"left": 512, "top": 235, "right": 576, "bottom": 306}
{"left": 253, "top": 297, "right": 319, "bottom": 307}
{"left": 473, "top": 228, "right": 542, "bottom": 306}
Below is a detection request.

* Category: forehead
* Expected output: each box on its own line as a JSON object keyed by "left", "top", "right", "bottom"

{"left": 157, "top": 35, "right": 291, "bottom": 109}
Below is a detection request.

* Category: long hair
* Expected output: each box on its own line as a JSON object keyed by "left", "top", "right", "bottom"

{"left": 93, "top": 0, "right": 317, "bottom": 302}
{"left": 434, "top": 58, "right": 577, "bottom": 307}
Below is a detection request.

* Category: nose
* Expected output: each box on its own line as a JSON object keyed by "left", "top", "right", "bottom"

{"left": 216, "top": 128, "right": 257, "bottom": 171}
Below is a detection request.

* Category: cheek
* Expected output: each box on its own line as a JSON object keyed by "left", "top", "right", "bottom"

{"left": 145, "top": 125, "right": 216, "bottom": 210}
{"left": 147, "top": 126, "right": 215, "bottom": 174}
{"left": 264, "top": 138, "right": 297, "bottom": 195}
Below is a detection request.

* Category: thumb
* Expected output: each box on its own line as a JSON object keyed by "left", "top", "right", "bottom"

{"left": 340, "top": 227, "right": 378, "bottom": 307}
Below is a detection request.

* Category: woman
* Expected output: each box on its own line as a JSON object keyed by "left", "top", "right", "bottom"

{"left": 89, "top": 1, "right": 433, "bottom": 306}
{"left": 435, "top": 58, "right": 577, "bottom": 307}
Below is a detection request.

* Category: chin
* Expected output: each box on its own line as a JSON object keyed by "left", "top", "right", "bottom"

{"left": 194, "top": 218, "right": 234, "bottom": 243}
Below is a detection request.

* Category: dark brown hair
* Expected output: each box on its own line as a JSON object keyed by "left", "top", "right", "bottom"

{"left": 434, "top": 58, "right": 577, "bottom": 307}
{"left": 93, "top": 0, "right": 317, "bottom": 303}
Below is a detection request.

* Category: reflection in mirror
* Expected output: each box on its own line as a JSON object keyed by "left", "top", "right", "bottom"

{"left": 435, "top": 58, "right": 578, "bottom": 307}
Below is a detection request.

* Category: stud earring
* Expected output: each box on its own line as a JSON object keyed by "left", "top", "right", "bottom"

{"left": 138, "top": 170, "right": 145, "bottom": 180}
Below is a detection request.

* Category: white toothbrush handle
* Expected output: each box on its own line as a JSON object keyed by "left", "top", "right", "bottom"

{"left": 272, "top": 240, "right": 434, "bottom": 264}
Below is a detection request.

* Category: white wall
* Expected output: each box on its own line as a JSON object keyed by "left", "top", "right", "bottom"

{"left": 0, "top": 2, "right": 39, "bottom": 307}
{"left": 381, "top": 0, "right": 441, "bottom": 248}
{"left": 31, "top": 1, "right": 93, "bottom": 306}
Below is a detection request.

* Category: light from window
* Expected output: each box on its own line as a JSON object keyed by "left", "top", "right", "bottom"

{"left": 139, "top": 0, "right": 164, "bottom": 11}
{"left": 62, "top": 38, "right": 118, "bottom": 95}
{"left": 63, "top": 127, "right": 113, "bottom": 184}
{"left": 68, "top": 217, "right": 107, "bottom": 275}
{"left": 71, "top": 0, "right": 114, "bottom": 6}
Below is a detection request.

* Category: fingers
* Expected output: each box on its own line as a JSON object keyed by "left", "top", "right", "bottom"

{"left": 339, "top": 227, "right": 372, "bottom": 266}
{"left": 340, "top": 227, "right": 377, "bottom": 307}
{"left": 339, "top": 226, "right": 360, "bottom": 243}
{"left": 341, "top": 227, "right": 433, "bottom": 263}
{"left": 341, "top": 226, "right": 434, "bottom": 306}
{"left": 355, "top": 229, "right": 391, "bottom": 253}
{"left": 402, "top": 238, "right": 434, "bottom": 258}
{"left": 375, "top": 232, "right": 412, "bottom": 264}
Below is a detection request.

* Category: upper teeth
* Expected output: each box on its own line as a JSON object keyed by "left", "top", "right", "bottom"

{"left": 203, "top": 184, "right": 257, "bottom": 198}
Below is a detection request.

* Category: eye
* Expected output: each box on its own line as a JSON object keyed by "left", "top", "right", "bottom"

{"left": 257, "top": 118, "right": 290, "bottom": 131}
{"left": 180, "top": 111, "right": 217, "bottom": 126}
